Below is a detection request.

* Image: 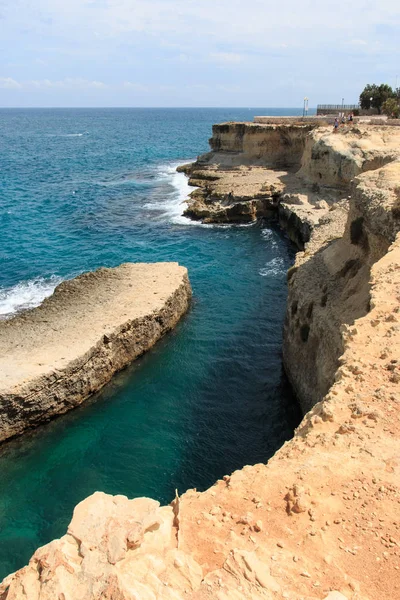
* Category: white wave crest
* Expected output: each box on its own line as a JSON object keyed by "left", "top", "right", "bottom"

{"left": 143, "top": 161, "right": 200, "bottom": 225}
{"left": 144, "top": 161, "right": 258, "bottom": 229}
{"left": 0, "top": 276, "right": 64, "bottom": 319}
{"left": 45, "top": 132, "right": 87, "bottom": 138}
{"left": 261, "top": 228, "right": 278, "bottom": 247}
{"left": 259, "top": 257, "right": 286, "bottom": 277}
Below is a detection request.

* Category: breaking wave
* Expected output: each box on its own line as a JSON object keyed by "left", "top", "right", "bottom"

{"left": 0, "top": 276, "right": 64, "bottom": 319}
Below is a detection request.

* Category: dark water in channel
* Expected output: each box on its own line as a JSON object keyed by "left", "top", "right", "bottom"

{"left": 0, "top": 108, "right": 302, "bottom": 577}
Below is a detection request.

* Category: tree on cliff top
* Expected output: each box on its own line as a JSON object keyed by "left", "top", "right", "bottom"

{"left": 359, "top": 84, "right": 396, "bottom": 113}
{"left": 382, "top": 98, "right": 400, "bottom": 118}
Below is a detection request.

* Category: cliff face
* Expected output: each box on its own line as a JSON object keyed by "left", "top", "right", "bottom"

{"left": 207, "top": 122, "right": 316, "bottom": 169}
{"left": 283, "top": 161, "right": 400, "bottom": 412}
{"left": 283, "top": 162, "right": 400, "bottom": 412}
{"left": 183, "top": 123, "right": 400, "bottom": 245}
{"left": 0, "top": 263, "right": 191, "bottom": 443}
{"left": 299, "top": 126, "right": 400, "bottom": 187}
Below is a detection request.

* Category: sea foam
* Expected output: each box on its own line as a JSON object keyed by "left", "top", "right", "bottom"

{"left": 259, "top": 256, "right": 286, "bottom": 277}
{"left": 0, "top": 276, "right": 63, "bottom": 319}
{"left": 145, "top": 162, "right": 254, "bottom": 228}
{"left": 143, "top": 162, "right": 199, "bottom": 225}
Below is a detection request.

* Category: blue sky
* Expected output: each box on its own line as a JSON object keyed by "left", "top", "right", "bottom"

{"left": 0, "top": 0, "right": 399, "bottom": 107}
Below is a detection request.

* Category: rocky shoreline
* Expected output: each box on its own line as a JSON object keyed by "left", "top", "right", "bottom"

{"left": 181, "top": 122, "right": 400, "bottom": 415}
{"left": 180, "top": 122, "right": 400, "bottom": 248}
{"left": 1, "top": 122, "right": 399, "bottom": 600}
{"left": 0, "top": 262, "right": 191, "bottom": 443}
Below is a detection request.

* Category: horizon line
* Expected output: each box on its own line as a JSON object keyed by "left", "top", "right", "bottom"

{"left": 0, "top": 106, "right": 318, "bottom": 110}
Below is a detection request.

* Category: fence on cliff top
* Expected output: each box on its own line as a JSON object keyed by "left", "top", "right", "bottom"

{"left": 317, "top": 104, "right": 359, "bottom": 115}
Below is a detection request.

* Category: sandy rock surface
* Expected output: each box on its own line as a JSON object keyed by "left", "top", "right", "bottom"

{"left": 0, "top": 262, "right": 191, "bottom": 442}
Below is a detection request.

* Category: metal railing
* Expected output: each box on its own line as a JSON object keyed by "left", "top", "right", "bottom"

{"left": 317, "top": 104, "right": 359, "bottom": 110}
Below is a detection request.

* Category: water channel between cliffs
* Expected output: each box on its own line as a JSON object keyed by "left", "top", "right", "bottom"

{"left": 0, "top": 108, "right": 302, "bottom": 578}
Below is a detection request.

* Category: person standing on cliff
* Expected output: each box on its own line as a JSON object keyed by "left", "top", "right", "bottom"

{"left": 334, "top": 117, "right": 339, "bottom": 132}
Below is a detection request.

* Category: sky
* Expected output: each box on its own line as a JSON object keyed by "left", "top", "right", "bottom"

{"left": 0, "top": 0, "right": 399, "bottom": 107}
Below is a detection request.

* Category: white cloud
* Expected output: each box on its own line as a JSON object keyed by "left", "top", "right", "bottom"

{"left": 1, "top": 0, "right": 400, "bottom": 106}
{"left": 28, "top": 0, "right": 400, "bottom": 48}
{"left": 209, "top": 52, "right": 245, "bottom": 64}
{"left": 0, "top": 77, "right": 22, "bottom": 89}
{"left": 348, "top": 39, "right": 368, "bottom": 46}
{"left": 123, "top": 81, "right": 148, "bottom": 91}
{"left": 0, "top": 77, "right": 108, "bottom": 90}
{"left": 89, "top": 80, "right": 107, "bottom": 88}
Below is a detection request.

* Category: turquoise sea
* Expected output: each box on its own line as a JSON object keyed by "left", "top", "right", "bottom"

{"left": 0, "top": 108, "right": 304, "bottom": 578}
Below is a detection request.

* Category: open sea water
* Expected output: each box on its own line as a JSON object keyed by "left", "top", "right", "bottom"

{"left": 0, "top": 108, "right": 303, "bottom": 578}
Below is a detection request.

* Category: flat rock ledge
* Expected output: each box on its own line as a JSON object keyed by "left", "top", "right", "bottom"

{"left": 0, "top": 262, "right": 191, "bottom": 443}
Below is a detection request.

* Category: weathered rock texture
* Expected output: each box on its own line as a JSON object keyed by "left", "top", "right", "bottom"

{"left": 181, "top": 122, "right": 319, "bottom": 229}
{"left": 299, "top": 126, "right": 400, "bottom": 187}
{"left": 1, "top": 234, "right": 399, "bottom": 599}
{"left": 283, "top": 149, "right": 400, "bottom": 412}
{"left": 182, "top": 123, "right": 400, "bottom": 247}
{"left": 208, "top": 122, "right": 316, "bottom": 169}
{"left": 0, "top": 263, "right": 191, "bottom": 443}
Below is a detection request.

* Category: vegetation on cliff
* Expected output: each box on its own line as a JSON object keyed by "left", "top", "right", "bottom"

{"left": 359, "top": 83, "right": 400, "bottom": 115}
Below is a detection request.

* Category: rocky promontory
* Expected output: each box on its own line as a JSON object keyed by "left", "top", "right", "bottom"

{"left": 0, "top": 263, "right": 191, "bottom": 443}
{"left": 181, "top": 122, "right": 400, "bottom": 247}
{"left": 181, "top": 122, "right": 400, "bottom": 415}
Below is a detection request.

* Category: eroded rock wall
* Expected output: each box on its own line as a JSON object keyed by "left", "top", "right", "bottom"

{"left": 181, "top": 125, "right": 400, "bottom": 412}
{"left": 283, "top": 161, "right": 400, "bottom": 412}
{"left": 206, "top": 122, "right": 316, "bottom": 169}
{"left": 299, "top": 126, "right": 400, "bottom": 187}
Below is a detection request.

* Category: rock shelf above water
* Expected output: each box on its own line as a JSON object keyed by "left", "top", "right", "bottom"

{"left": 0, "top": 262, "right": 191, "bottom": 443}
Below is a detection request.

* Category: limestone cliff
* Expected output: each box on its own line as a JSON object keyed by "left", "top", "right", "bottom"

{"left": 283, "top": 160, "right": 400, "bottom": 412}
{"left": 181, "top": 122, "right": 321, "bottom": 230}
{"left": 182, "top": 123, "right": 400, "bottom": 248}
{"left": 0, "top": 263, "right": 191, "bottom": 443}
{"left": 299, "top": 126, "right": 400, "bottom": 186}
{"left": 207, "top": 122, "right": 316, "bottom": 169}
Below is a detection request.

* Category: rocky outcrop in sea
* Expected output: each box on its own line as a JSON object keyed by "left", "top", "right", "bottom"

{"left": 0, "top": 262, "right": 191, "bottom": 443}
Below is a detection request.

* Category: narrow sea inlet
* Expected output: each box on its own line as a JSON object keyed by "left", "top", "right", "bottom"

{"left": 0, "top": 108, "right": 301, "bottom": 578}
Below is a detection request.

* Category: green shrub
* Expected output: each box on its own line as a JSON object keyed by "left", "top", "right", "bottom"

{"left": 382, "top": 98, "right": 400, "bottom": 118}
